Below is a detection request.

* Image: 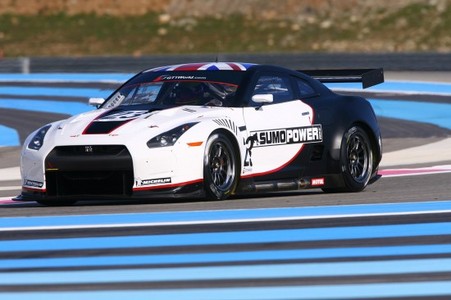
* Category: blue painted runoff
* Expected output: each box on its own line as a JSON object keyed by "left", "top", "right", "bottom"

{"left": 2, "top": 200, "right": 451, "bottom": 229}
{"left": 1, "top": 221, "right": 451, "bottom": 252}
{"left": 1, "top": 258, "right": 451, "bottom": 284}
{"left": 327, "top": 80, "right": 451, "bottom": 95}
{"left": 0, "top": 125, "right": 20, "bottom": 147}
{"left": 370, "top": 99, "right": 451, "bottom": 129}
{"left": 0, "top": 98, "right": 93, "bottom": 116}
{"left": 1, "top": 243, "right": 451, "bottom": 270}
{"left": 1, "top": 281, "right": 451, "bottom": 300}
{"left": 0, "top": 73, "right": 132, "bottom": 82}
{"left": 0, "top": 86, "right": 114, "bottom": 98}
{"left": 1, "top": 75, "right": 451, "bottom": 147}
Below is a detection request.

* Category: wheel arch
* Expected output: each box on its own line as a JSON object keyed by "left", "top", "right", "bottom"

{"left": 325, "top": 115, "right": 381, "bottom": 181}
{"left": 351, "top": 120, "right": 382, "bottom": 168}
{"left": 326, "top": 96, "right": 382, "bottom": 166}
{"left": 209, "top": 128, "right": 243, "bottom": 171}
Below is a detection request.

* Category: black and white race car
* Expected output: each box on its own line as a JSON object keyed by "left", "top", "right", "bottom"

{"left": 18, "top": 62, "right": 383, "bottom": 205}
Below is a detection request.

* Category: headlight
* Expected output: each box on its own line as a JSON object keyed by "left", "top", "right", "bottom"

{"left": 27, "top": 125, "right": 52, "bottom": 150}
{"left": 147, "top": 123, "right": 197, "bottom": 148}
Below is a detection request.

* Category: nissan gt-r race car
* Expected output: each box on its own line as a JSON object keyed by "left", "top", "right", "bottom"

{"left": 17, "top": 62, "right": 384, "bottom": 205}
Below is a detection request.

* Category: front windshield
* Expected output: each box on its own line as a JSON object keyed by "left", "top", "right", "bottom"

{"left": 102, "top": 71, "right": 243, "bottom": 109}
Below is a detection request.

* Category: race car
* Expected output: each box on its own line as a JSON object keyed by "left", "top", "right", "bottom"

{"left": 17, "top": 62, "right": 384, "bottom": 205}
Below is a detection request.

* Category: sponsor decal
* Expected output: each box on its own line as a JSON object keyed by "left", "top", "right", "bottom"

{"left": 154, "top": 75, "right": 207, "bottom": 81}
{"left": 244, "top": 134, "right": 258, "bottom": 167}
{"left": 84, "top": 146, "right": 93, "bottom": 153}
{"left": 141, "top": 177, "right": 172, "bottom": 186}
{"left": 24, "top": 179, "right": 44, "bottom": 188}
{"left": 311, "top": 177, "right": 325, "bottom": 186}
{"left": 250, "top": 125, "right": 323, "bottom": 147}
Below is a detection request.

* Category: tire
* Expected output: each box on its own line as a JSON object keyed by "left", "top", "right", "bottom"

{"left": 36, "top": 199, "right": 77, "bottom": 206}
{"left": 203, "top": 133, "right": 239, "bottom": 200}
{"left": 324, "top": 126, "right": 373, "bottom": 193}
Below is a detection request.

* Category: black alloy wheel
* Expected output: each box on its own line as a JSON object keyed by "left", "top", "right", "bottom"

{"left": 341, "top": 126, "right": 373, "bottom": 192}
{"left": 203, "top": 133, "right": 239, "bottom": 200}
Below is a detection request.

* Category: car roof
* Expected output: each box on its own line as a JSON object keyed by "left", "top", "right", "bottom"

{"left": 141, "top": 62, "right": 329, "bottom": 93}
{"left": 144, "top": 62, "right": 316, "bottom": 81}
{"left": 145, "top": 62, "right": 257, "bottom": 72}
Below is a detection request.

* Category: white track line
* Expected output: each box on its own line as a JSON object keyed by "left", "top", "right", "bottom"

{"left": 2, "top": 209, "right": 451, "bottom": 232}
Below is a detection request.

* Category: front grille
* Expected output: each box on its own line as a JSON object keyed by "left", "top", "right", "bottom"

{"left": 46, "top": 170, "right": 133, "bottom": 196}
{"left": 45, "top": 145, "right": 133, "bottom": 197}
{"left": 54, "top": 145, "right": 127, "bottom": 156}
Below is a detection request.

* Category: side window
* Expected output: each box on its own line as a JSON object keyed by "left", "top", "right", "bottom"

{"left": 252, "top": 75, "right": 294, "bottom": 104}
{"left": 294, "top": 77, "right": 316, "bottom": 97}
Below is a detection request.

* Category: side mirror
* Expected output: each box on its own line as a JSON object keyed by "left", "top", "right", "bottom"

{"left": 252, "top": 94, "right": 273, "bottom": 104}
{"left": 89, "top": 97, "right": 105, "bottom": 107}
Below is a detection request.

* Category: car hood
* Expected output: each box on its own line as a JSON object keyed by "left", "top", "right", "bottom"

{"left": 54, "top": 105, "right": 231, "bottom": 142}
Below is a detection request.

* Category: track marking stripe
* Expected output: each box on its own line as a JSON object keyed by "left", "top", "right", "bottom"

{"left": 1, "top": 222, "right": 451, "bottom": 252}
{"left": 1, "top": 282, "right": 451, "bottom": 300}
{"left": 1, "top": 209, "right": 451, "bottom": 232}
{"left": 2, "top": 258, "right": 451, "bottom": 284}
{"left": 2, "top": 200, "right": 451, "bottom": 231}
{"left": 0, "top": 186, "right": 21, "bottom": 191}
{"left": 2, "top": 244, "right": 451, "bottom": 270}
{"left": 0, "top": 197, "right": 16, "bottom": 205}
{"left": 379, "top": 165, "right": 451, "bottom": 177}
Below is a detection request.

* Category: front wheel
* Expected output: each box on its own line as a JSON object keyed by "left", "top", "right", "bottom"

{"left": 203, "top": 133, "right": 239, "bottom": 200}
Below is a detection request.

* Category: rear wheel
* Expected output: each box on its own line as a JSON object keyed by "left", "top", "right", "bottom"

{"left": 324, "top": 126, "right": 373, "bottom": 193}
{"left": 203, "top": 133, "right": 239, "bottom": 200}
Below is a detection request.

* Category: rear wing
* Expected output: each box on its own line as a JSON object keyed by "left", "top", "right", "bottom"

{"left": 298, "top": 68, "right": 384, "bottom": 89}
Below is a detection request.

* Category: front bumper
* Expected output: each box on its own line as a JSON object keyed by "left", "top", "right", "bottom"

{"left": 20, "top": 144, "right": 205, "bottom": 202}
{"left": 44, "top": 145, "right": 134, "bottom": 197}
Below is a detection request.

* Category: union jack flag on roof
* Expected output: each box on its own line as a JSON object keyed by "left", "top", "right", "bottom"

{"left": 146, "top": 62, "right": 256, "bottom": 72}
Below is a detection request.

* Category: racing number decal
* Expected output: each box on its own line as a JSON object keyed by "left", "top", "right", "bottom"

{"left": 96, "top": 110, "right": 148, "bottom": 122}
{"left": 84, "top": 110, "right": 149, "bottom": 134}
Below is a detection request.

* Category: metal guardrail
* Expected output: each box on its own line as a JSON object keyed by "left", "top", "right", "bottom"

{"left": 1, "top": 53, "right": 451, "bottom": 73}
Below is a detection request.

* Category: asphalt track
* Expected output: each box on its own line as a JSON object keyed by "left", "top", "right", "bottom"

{"left": 0, "top": 71, "right": 450, "bottom": 299}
